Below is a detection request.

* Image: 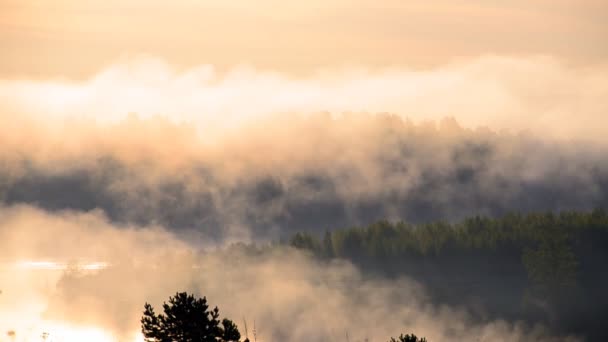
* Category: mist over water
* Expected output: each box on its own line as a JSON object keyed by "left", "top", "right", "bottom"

{"left": 0, "top": 206, "right": 582, "bottom": 342}
{"left": 1, "top": 56, "right": 607, "bottom": 341}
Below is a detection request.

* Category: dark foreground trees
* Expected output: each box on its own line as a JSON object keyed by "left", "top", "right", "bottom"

{"left": 141, "top": 292, "right": 245, "bottom": 342}
{"left": 389, "top": 333, "right": 428, "bottom": 342}
{"left": 142, "top": 292, "right": 428, "bottom": 342}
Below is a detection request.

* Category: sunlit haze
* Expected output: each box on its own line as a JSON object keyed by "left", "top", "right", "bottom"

{"left": 1, "top": 1, "right": 607, "bottom": 342}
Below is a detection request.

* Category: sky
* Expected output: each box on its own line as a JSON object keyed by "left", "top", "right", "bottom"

{"left": 1, "top": 0, "right": 606, "bottom": 141}
{"left": 1, "top": 0, "right": 607, "bottom": 79}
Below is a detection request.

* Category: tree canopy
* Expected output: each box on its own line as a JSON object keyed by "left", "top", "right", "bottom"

{"left": 287, "top": 209, "right": 608, "bottom": 339}
{"left": 389, "top": 333, "right": 428, "bottom": 342}
{"left": 141, "top": 292, "right": 244, "bottom": 342}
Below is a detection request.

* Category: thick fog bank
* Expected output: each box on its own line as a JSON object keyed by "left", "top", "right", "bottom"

{"left": 1, "top": 115, "right": 606, "bottom": 242}
{"left": 0, "top": 206, "right": 579, "bottom": 342}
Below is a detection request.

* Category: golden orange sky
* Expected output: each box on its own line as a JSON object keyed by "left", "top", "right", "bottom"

{"left": 1, "top": 0, "right": 607, "bottom": 79}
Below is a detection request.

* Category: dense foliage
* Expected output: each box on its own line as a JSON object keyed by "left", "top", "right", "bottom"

{"left": 141, "top": 292, "right": 245, "bottom": 342}
{"left": 142, "top": 292, "right": 426, "bottom": 342}
{"left": 289, "top": 209, "right": 608, "bottom": 340}
{"left": 388, "top": 334, "right": 427, "bottom": 342}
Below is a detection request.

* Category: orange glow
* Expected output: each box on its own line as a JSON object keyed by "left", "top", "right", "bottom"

{"left": 0, "top": 0, "right": 606, "bottom": 79}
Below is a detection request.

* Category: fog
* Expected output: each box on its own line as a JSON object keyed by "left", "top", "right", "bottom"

{"left": 1, "top": 55, "right": 607, "bottom": 142}
{"left": 0, "top": 113, "right": 606, "bottom": 242}
{"left": 1, "top": 55, "right": 606, "bottom": 341}
{"left": 0, "top": 206, "right": 579, "bottom": 342}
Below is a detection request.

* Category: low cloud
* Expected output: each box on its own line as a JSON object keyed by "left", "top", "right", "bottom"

{"left": 0, "top": 56, "right": 605, "bottom": 341}
{"left": 1, "top": 55, "right": 607, "bottom": 142}
{"left": 0, "top": 113, "right": 606, "bottom": 241}
{"left": 0, "top": 206, "right": 578, "bottom": 341}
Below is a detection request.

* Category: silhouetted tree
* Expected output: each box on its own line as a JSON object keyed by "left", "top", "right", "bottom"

{"left": 141, "top": 292, "right": 245, "bottom": 342}
{"left": 388, "top": 333, "right": 428, "bottom": 342}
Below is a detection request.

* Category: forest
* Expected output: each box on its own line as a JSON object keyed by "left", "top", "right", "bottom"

{"left": 4, "top": 115, "right": 607, "bottom": 341}
{"left": 286, "top": 209, "right": 608, "bottom": 340}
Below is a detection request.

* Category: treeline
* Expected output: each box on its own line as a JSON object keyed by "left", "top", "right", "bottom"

{"left": 288, "top": 209, "right": 608, "bottom": 341}
{"left": 140, "top": 292, "right": 427, "bottom": 342}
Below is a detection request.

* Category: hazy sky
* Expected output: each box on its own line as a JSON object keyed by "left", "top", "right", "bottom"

{"left": 1, "top": 0, "right": 607, "bottom": 79}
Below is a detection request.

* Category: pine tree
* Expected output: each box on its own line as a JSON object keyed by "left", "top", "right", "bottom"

{"left": 141, "top": 292, "right": 243, "bottom": 342}
{"left": 388, "top": 333, "right": 428, "bottom": 342}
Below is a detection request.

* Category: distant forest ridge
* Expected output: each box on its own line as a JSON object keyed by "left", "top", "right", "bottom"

{"left": 286, "top": 208, "right": 608, "bottom": 340}
{"left": 288, "top": 208, "right": 608, "bottom": 259}
{"left": 2, "top": 114, "right": 608, "bottom": 240}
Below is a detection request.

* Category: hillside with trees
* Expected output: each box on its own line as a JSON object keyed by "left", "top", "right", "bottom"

{"left": 288, "top": 209, "right": 608, "bottom": 340}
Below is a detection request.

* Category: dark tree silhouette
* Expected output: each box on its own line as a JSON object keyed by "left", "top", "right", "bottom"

{"left": 141, "top": 292, "right": 244, "bottom": 342}
{"left": 388, "top": 333, "right": 428, "bottom": 342}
